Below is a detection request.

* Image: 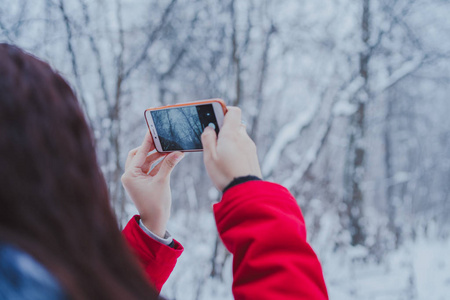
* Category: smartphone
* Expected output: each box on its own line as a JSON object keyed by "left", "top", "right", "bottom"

{"left": 144, "top": 99, "right": 227, "bottom": 153}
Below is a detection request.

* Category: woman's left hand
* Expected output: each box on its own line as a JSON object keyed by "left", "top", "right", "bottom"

{"left": 121, "top": 132, "right": 184, "bottom": 238}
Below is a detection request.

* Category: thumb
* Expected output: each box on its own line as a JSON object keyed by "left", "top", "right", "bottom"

{"left": 157, "top": 151, "right": 184, "bottom": 179}
{"left": 201, "top": 126, "right": 217, "bottom": 160}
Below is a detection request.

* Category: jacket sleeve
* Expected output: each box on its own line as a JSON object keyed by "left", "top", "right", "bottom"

{"left": 122, "top": 215, "right": 183, "bottom": 292}
{"left": 214, "top": 181, "right": 328, "bottom": 300}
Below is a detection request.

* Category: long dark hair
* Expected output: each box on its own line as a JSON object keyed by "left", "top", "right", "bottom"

{"left": 0, "top": 44, "right": 158, "bottom": 299}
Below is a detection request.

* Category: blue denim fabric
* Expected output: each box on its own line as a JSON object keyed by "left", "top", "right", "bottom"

{"left": 0, "top": 242, "right": 67, "bottom": 300}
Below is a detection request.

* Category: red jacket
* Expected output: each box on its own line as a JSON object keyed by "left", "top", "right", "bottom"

{"left": 123, "top": 181, "right": 328, "bottom": 299}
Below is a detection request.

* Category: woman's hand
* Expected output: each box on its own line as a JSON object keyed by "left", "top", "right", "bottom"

{"left": 201, "top": 107, "right": 262, "bottom": 191}
{"left": 121, "top": 132, "right": 184, "bottom": 238}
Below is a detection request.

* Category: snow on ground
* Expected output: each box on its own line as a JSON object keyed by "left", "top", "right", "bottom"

{"left": 321, "top": 237, "right": 450, "bottom": 300}
{"left": 160, "top": 210, "right": 450, "bottom": 300}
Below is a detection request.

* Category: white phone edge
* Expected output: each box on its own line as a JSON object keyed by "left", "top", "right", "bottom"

{"left": 145, "top": 101, "right": 225, "bottom": 153}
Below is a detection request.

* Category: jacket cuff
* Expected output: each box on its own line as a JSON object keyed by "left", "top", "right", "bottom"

{"left": 222, "top": 175, "right": 262, "bottom": 193}
{"left": 138, "top": 219, "right": 174, "bottom": 247}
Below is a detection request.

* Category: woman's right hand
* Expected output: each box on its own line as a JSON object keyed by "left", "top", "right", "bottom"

{"left": 201, "top": 107, "right": 262, "bottom": 191}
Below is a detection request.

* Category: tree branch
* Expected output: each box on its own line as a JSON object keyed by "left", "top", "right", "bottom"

{"left": 79, "top": 0, "right": 111, "bottom": 108}
{"left": 374, "top": 55, "right": 425, "bottom": 95}
{"left": 58, "top": 0, "right": 93, "bottom": 129}
{"left": 123, "top": 0, "right": 177, "bottom": 80}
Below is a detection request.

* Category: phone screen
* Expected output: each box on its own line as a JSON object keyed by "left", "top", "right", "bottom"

{"left": 150, "top": 104, "right": 220, "bottom": 151}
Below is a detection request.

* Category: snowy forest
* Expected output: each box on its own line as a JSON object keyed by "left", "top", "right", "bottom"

{"left": 1, "top": 0, "right": 450, "bottom": 299}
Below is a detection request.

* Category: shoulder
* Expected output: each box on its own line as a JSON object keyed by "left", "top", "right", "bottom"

{"left": 0, "top": 242, "right": 68, "bottom": 300}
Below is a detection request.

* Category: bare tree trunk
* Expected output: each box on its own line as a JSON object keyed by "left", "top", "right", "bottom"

{"left": 384, "top": 90, "right": 402, "bottom": 248}
{"left": 80, "top": 0, "right": 111, "bottom": 109}
{"left": 109, "top": 0, "right": 126, "bottom": 225}
{"left": 342, "top": 0, "right": 371, "bottom": 246}
{"left": 210, "top": 231, "right": 221, "bottom": 278}
{"left": 58, "top": 0, "right": 93, "bottom": 130}
{"left": 210, "top": 193, "right": 229, "bottom": 280}
{"left": 230, "top": 0, "right": 242, "bottom": 107}
{"left": 250, "top": 23, "right": 276, "bottom": 140}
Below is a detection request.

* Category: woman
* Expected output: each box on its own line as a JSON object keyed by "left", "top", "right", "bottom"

{"left": 0, "top": 43, "right": 328, "bottom": 299}
{"left": 0, "top": 44, "right": 164, "bottom": 299}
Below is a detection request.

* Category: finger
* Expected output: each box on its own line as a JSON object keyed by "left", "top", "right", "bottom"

{"left": 141, "top": 151, "right": 166, "bottom": 174}
{"left": 222, "top": 106, "right": 242, "bottom": 131}
{"left": 125, "top": 147, "right": 139, "bottom": 170}
{"left": 132, "top": 131, "right": 156, "bottom": 168}
{"left": 201, "top": 126, "right": 218, "bottom": 160}
{"left": 147, "top": 158, "right": 164, "bottom": 177}
{"left": 155, "top": 151, "right": 185, "bottom": 179}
